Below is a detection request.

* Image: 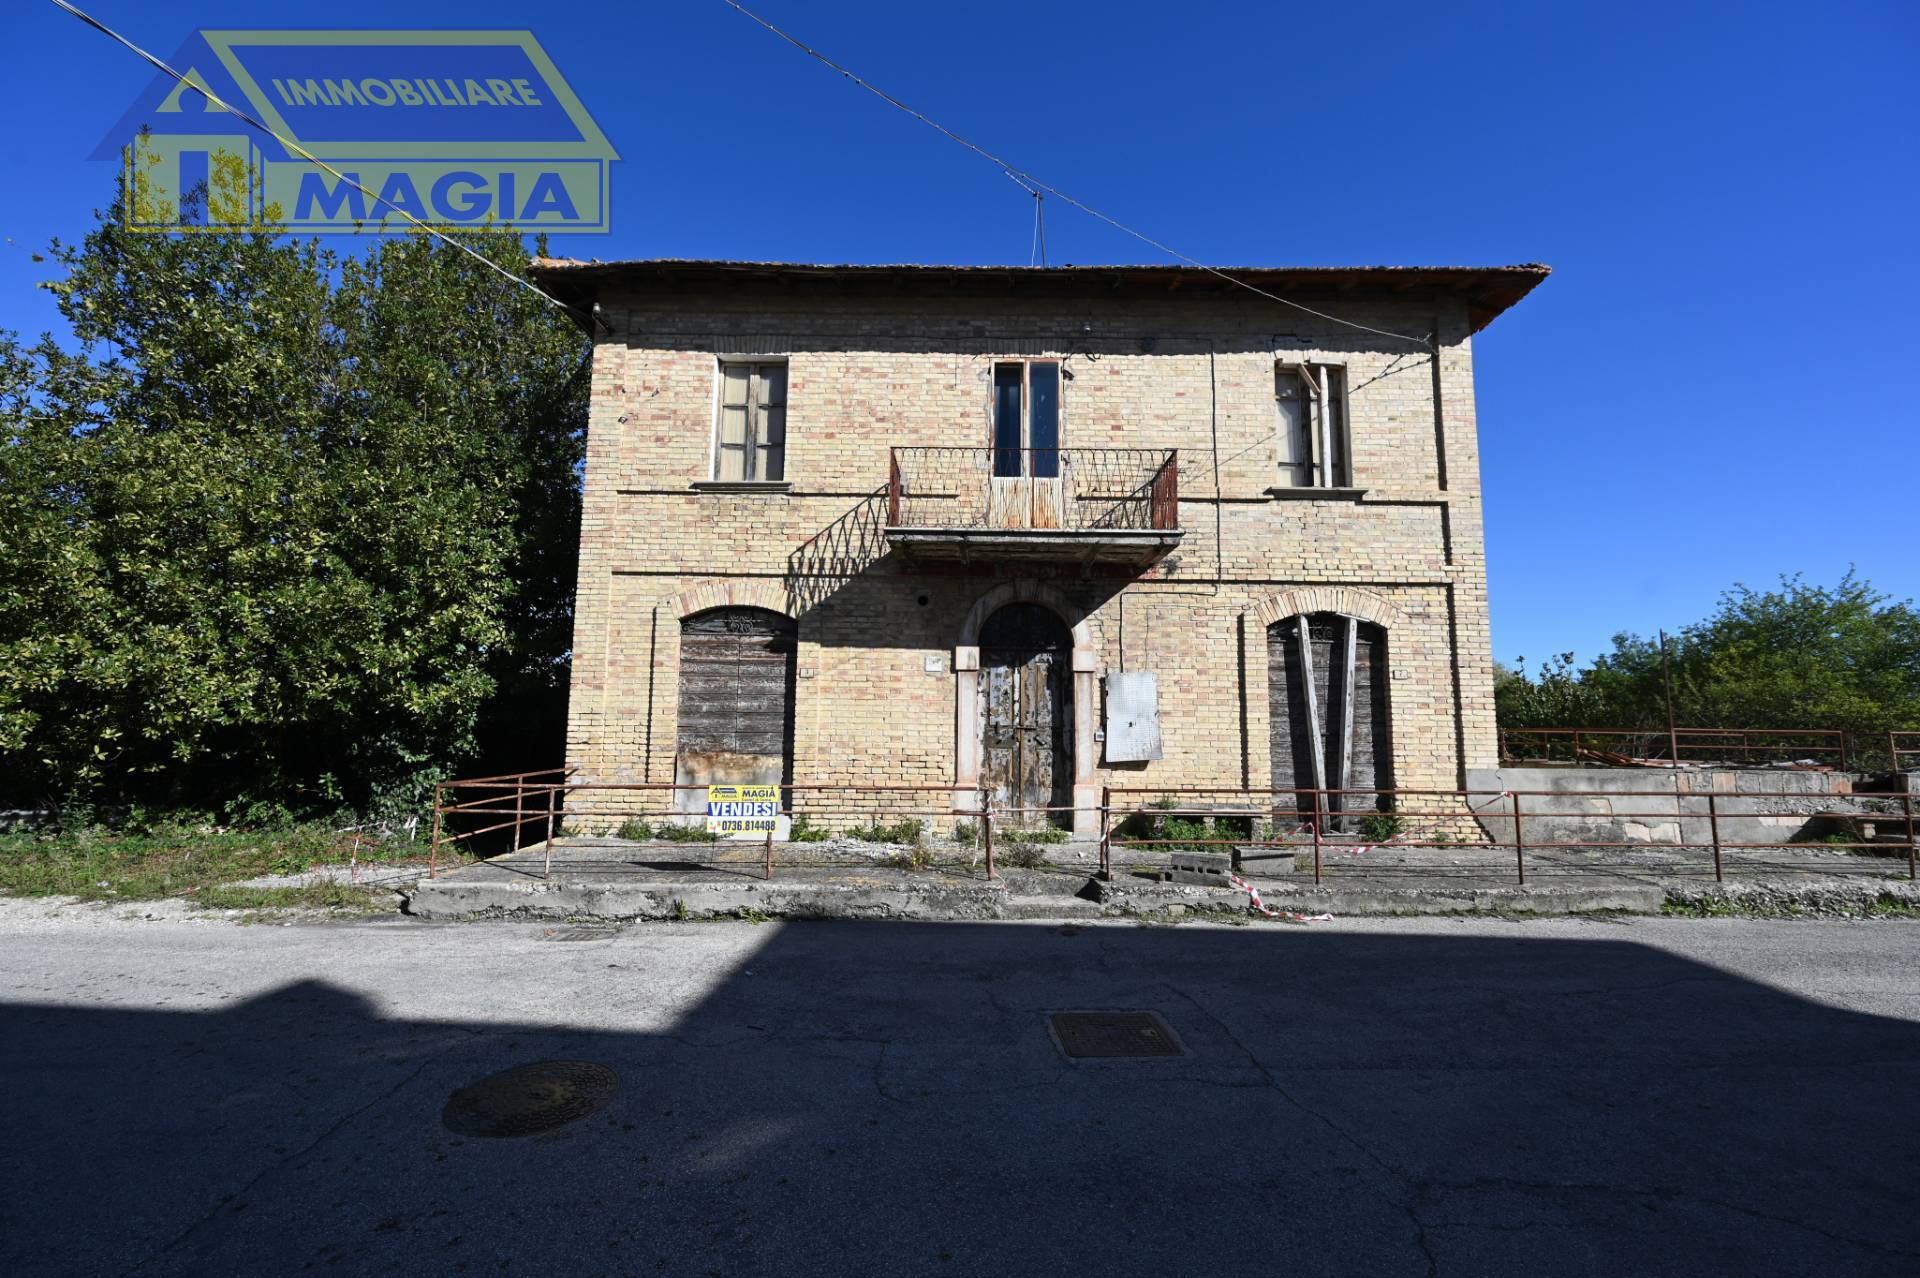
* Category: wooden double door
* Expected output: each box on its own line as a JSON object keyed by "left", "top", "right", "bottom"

{"left": 980, "top": 604, "right": 1071, "bottom": 830}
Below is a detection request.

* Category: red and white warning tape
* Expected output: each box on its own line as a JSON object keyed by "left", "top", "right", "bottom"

{"left": 1225, "top": 869, "right": 1334, "bottom": 923}
{"left": 1226, "top": 791, "right": 1517, "bottom": 918}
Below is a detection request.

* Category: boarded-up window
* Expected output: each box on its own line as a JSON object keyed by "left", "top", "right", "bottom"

{"left": 715, "top": 361, "right": 787, "bottom": 482}
{"left": 1267, "top": 612, "right": 1390, "bottom": 819}
{"left": 1274, "top": 364, "right": 1350, "bottom": 488}
{"left": 674, "top": 608, "right": 796, "bottom": 797}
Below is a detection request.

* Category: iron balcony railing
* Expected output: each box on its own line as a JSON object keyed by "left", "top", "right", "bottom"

{"left": 886, "top": 447, "right": 1178, "bottom": 532}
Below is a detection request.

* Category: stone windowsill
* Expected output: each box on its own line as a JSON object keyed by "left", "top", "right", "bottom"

{"left": 690, "top": 481, "right": 794, "bottom": 495}
{"left": 1266, "top": 486, "right": 1369, "bottom": 501}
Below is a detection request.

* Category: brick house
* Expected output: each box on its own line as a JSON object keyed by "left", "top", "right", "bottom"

{"left": 531, "top": 259, "right": 1547, "bottom": 834}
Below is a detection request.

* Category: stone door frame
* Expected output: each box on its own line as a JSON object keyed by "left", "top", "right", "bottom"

{"left": 953, "top": 582, "right": 1099, "bottom": 835}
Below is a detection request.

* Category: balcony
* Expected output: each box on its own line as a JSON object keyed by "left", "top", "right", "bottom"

{"left": 885, "top": 447, "right": 1182, "bottom": 567}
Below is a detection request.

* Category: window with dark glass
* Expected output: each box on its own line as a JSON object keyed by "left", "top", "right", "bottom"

{"left": 991, "top": 359, "right": 1062, "bottom": 478}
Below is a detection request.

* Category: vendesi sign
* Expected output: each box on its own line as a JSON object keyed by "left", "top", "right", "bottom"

{"left": 90, "top": 30, "right": 617, "bottom": 233}
{"left": 706, "top": 784, "right": 785, "bottom": 839}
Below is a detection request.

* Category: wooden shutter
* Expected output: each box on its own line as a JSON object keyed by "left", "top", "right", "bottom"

{"left": 716, "top": 364, "right": 751, "bottom": 481}
{"left": 676, "top": 609, "right": 796, "bottom": 760}
{"left": 753, "top": 363, "right": 786, "bottom": 482}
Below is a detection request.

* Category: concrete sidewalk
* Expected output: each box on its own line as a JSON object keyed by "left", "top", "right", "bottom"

{"left": 404, "top": 836, "right": 1920, "bottom": 922}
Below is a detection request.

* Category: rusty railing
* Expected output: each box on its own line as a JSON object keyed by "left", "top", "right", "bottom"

{"left": 430, "top": 770, "right": 1919, "bottom": 892}
{"left": 885, "top": 446, "right": 1178, "bottom": 533}
{"left": 431, "top": 775, "right": 1107, "bottom": 884}
{"left": 1890, "top": 732, "right": 1920, "bottom": 773}
{"left": 1100, "top": 783, "right": 1917, "bottom": 886}
{"left": 1498, "top": 727, "right": 1851, "bottom": 770}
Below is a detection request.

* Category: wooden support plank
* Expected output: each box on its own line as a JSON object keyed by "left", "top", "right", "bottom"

{"left": 1335, "top": 615, "right": 1358, "bottom": 813}
{"left": 1296, "top": 618, "right": 1328, "bottom": 806}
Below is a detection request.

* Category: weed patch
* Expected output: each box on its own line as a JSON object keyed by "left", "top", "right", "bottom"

{"left": 847, "top": 818, "right": 925, "bottom": 844}
{"left": 0, "top": 824, "right": 426, "bottom": 902}
{"left": 879, "top": 844, "right": 939, "bottom": 872}
{"left": 1357, "top": 812, "right": 1404, "bottom": 843}
{"left": 997, "top": 841, "right": 1048, "bottom": 869}
{"left": 652, "top": 823, "right": 721, "bottom": 844}
{"left": 190, "top": 882, "right": 392, "bottom": 913}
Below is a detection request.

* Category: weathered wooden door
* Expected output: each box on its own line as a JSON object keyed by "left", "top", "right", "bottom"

{"left": 980, "top": 604, "right": 1071, "bottom": 829}
{"left": 674, "top": 608, "right": 796, "bottom": 810}
{"left": 1268, "top": 612, "right": 1391, "bottom": 823}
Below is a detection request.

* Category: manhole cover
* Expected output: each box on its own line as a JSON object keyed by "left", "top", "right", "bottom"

{"left": 441, "top": 1061, "right": 620, "bottom": 1138}
{"left": 1047, "top": 1011, "right": 1185, "bottom": 1059}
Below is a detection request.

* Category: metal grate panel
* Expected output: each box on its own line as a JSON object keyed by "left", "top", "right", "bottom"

{"left": 1048, "top": 1011, "right": 1185, "bottom": 1059}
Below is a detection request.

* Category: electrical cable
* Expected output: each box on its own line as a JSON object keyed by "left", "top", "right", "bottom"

{"left": 717, "top": 0, "right": 1432, "bottom": 349}
{"left": 47, "top": 0, "right": 585, "bottom": 324}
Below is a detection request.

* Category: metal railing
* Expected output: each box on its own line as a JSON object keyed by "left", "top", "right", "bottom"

{"left": 1498, "top": 727, "right": 1851, "bottom": 770}
{"left": 430, "top": 770, "right": 1919, "bottom": 890}
{"left": 1891, "top": 732, "right": 1920, "bottom": 773}
{"left": 886, "top": 447, "right": 1178, "bottom": 532}
{"left": 1098, "top": 783, "right": 1918, "bottom": 886}
{"left": 430, "top": 775, "right": 1104, "bottom": 883}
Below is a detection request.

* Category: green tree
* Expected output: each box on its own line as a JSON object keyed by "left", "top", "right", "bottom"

{"left": 1497, "top": 573, "right": 1920, "bottom": 768}
{"left": 0, "top": 184, "right": 586, "bottom": 816}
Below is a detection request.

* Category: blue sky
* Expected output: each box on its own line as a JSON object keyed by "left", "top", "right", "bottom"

{"left": 6, "top": 0, "right": 1916, "bottom": 668}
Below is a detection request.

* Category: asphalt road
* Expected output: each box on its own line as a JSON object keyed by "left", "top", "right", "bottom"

{"left": 2, "top": 908, "right": 1918, "bottom": 1277}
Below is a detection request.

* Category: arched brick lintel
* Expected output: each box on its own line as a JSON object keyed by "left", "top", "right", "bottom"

{"left": 1250, "top": 586, "right": 1407, "bottom": 631}
{"left": 670, "top": 579, "right": 795, "bottom": 621}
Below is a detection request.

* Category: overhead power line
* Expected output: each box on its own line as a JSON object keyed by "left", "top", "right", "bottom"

{"left": 47, "top": 0, "right": 582, "bottom": 322}
{"left": 716, "top": 0, "right": 1432, "bottom": 349}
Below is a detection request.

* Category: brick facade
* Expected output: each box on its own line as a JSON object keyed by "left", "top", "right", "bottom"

{"left": 534, "top": 261, "right": 1546, "bottom": 834}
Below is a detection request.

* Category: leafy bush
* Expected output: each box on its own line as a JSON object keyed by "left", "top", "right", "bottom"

{"left": 1160, "top": 817, "right": 1212, "bottom": 847}
{"left": 615, "top": 818, "right": 653, "bottom": 841}
{"left": 788, "top": 815, "right": 830, "bottom": 843}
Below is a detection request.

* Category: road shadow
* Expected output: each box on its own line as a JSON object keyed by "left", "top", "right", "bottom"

{"left": 3, "top": 922, "right": 1919, "bottom": 1275}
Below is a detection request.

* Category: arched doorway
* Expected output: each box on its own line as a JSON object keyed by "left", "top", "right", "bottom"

{"left": 674, "top": 607, "right": 797, "bottom": 808}
{"left": 980, "top": 603, "right": 1072, "bottom": 830}
{"left": 1268, "top": 612, "right": 1392, "bottom": 823}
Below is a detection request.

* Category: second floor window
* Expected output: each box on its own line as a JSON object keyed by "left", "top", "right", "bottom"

{"left": 992, "top": 360, "right": 1061, "bottom": 478}
{"left": 715, "top": 360, "right": 786, "bottom": 482}
{"left": 1275, "top": 363, "right": 1350, "bottom": 489}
